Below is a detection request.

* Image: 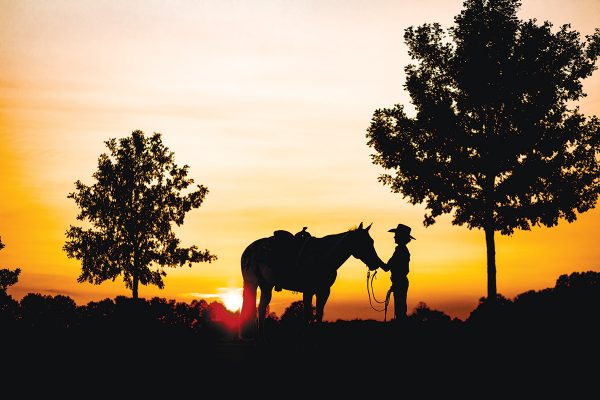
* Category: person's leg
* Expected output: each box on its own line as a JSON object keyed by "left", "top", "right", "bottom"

{"left": 395, "top": 278, "right": 409, "bottom": 320}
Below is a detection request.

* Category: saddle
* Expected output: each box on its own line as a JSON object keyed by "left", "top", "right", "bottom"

{"left": 269, "top": 228, "right": 313, "bottom": 291}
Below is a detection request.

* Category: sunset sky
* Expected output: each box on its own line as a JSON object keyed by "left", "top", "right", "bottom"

{"left": 1, "top": 0, "right": 599, "bottom": 321}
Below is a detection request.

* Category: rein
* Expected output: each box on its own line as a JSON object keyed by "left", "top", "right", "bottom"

{"left": 366, "top": 270, "right": 393, "bottom": 322}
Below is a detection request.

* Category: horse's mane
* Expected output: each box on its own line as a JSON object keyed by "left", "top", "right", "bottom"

{"left": 317, "top": 228, "right": 356, "bottom": 241}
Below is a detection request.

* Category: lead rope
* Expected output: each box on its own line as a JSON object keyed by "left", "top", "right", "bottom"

{"left": 366, "top": 270, "right": 393, "bottom": 322}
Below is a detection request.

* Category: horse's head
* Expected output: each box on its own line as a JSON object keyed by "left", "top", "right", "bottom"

{"left": 348, "top": 222, "right": 386, "bottom": 271}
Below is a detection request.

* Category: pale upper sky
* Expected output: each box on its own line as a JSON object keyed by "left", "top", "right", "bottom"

{"left": 1, "top": 0, "right": 599, "bottom": 320}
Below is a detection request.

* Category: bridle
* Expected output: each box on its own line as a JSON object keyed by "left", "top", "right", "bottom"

{"left": 366, "top": 270, "right": 393, "bottom": 322}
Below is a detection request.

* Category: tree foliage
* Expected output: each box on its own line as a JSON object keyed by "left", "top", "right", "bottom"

{"left": 64, "top": 130, "right": 217, "bottom": 298}
{"left": 366, "top": 0, "right": 600, "bottom": 299}
{"left": 0, "top": 236, "right": 21, "bottom": 292}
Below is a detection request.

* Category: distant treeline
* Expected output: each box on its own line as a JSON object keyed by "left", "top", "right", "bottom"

{"left": 2, "top": 270, "right": 599, "bottom": 340}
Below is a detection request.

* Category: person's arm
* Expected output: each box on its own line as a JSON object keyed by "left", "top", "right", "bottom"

{"left": 381, "top": 250, "right": 396, "bottom": 272}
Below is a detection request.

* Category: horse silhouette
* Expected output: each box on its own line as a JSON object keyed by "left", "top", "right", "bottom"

{"left": 239, "top": 222, "right": 385, "bottom": 339}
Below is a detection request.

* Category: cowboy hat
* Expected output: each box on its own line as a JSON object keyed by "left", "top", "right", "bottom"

{"left": 388, "top": 223, "right": 415, "bottom": 240}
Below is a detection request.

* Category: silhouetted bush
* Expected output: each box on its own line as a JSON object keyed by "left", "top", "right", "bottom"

{"left": 280, "top": 300, "right": 315, "bottom": 325}
{"left": 409, "top": 301, "right": 452, "bottom": 325}
{"left": 0, "top": 291, "right": 19, "bottom": 327}
{"left": 465, "top": 293, "right": 513, "bottom": 328}
{"left": 20, "top": 293, "right": 77, "bottom": 330}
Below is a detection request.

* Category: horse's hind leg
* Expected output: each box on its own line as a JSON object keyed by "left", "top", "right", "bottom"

{"left": 257, "top": 286, "right": 273, "bottom": 341}
{"left": 239, "top": 281, "right": 257, "bottom": 340}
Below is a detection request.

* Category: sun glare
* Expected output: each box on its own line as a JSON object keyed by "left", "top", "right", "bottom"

{"left": 220, "top": 288, "right": 243, "bottom": 312}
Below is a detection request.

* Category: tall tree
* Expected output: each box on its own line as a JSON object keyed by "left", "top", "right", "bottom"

{"left": 64, "top": 130, "right": 217, "bottom": 299}
{"left": 366, "top": 0, "right": 600, "bottom": 301}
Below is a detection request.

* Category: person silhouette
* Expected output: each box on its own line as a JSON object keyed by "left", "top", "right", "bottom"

{"left": 382, "top": 223, "right": 415, "bottom": 322}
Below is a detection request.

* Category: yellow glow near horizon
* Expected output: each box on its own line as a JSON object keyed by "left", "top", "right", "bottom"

{"left": 1, "top": 0, "right": 600, "bottom": 321}
{"left": 219, "top": 288, "right": 244, "bottom": 313}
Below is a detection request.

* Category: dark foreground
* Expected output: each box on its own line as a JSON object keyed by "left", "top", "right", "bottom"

{"left": 4, "top": 271, "right": 599, "bottom": 396}
{"left": 6, "top": 318, "right": 597, "bottom": 397}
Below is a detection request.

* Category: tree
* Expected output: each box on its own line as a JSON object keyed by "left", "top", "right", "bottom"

{"left": 0, "top": 236, "right": 21, "bottom": 293}
{"left": 64, "top": 130, "right": 217, "bottom": 299}
{"left": 366, "top": 0, "right": 600, "bottom": 302}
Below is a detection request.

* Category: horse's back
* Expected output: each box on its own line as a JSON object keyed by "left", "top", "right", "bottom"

{"left": 241, "top": 231, "right": 297, "bottom": 271}
{"left": 240, "top": 232, "right": 337, "bottom": 290}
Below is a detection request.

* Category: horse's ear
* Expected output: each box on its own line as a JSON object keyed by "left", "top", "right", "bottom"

{"left": 358, "top": 222, "right": 363, "bottom": 230}
{"left": 366, "top": 223, "right": 372, "bottom": 231}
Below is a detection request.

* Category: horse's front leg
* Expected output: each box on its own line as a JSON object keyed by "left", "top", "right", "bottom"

{"left": 314, "top": 287, "right": 330, "bottom": 323}
{"left": 303, "top": 291, "right": 315, "bottom": 324}
{"left": 257, "top": 286, "right": 273, "bottom": 341}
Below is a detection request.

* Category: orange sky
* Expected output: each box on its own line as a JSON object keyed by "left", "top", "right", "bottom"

{"left": 1, "top": 0, "right": 599, "bottom": 321}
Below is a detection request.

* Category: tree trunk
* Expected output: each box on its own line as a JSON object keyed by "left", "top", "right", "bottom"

{"left": 484, "top": 226, "right": 497, "bottom": 301}
{"left": 132, "top": 240, "right": 139, "bottom": 299}
{"left": 132, "top": 276, "right": 139, "bottom": 299}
